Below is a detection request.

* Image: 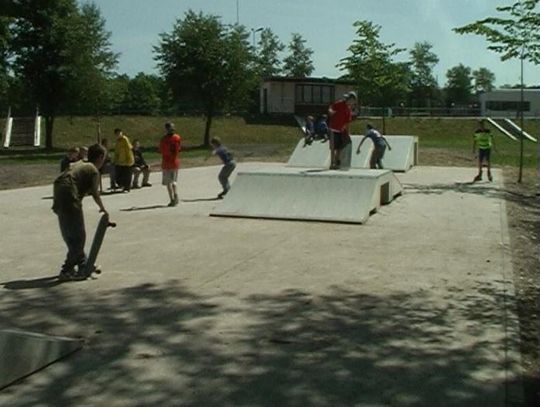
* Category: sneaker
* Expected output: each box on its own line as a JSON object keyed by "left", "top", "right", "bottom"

{"left": 132, "top": 184, "right": 140, "bottom": 189}
{"left": 142, "top": 183, "right": 152, "bottom": 187}
{"left": 58, "top": 269, "right": 76, "bottom": 280}
{"left": 473, "top": 174, "right": 482, "bottom": 182}
{"left": 167, "top": 200, "right": 175, "bottom": 207}
{"left": 488, "top": 173, "right": 493, "bottom": 182}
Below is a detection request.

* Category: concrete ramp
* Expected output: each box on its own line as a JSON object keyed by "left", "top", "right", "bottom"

{"left": 287, "top": 138, "right": 332, "bottom": 168}
{"left": 287, "top": 135, "right": 417, "bottom": 172}
{"left": 211, "top": 167, "right": 402, "bottom": 224}
{"left": 382, "top": 135, "right": 419, "bottom": 172}
{"left": 0, "top": 329, "right": 83, "bottom": 389}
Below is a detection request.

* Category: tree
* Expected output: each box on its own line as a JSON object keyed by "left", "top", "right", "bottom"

{"left": 282, "top": 33, "right": 314, "bottom": 77}
{"left": 10, "top": 0, "right": 117, "bottom": 148}
{"left": 472, "top": 67, "right": 496, "bottom": 92}
{"left": 409, "top": 42, "right": 439, "bottom": 107}
{"left": 124, "top": 73, "right": 162, "bottom": 115}
{"left": 0, "top": 17, "right": 11, "bottom": 112}
{"left": 155, "top": 11, "right": 255, "bottom": 147}
{"left": 454, "top": 0, "right": 540, "bottom": 182}
{"left": 338, "top": 20, "right": 410, "bottom": 107}
{"left": 445, "top": 64, "right": 473, "bottom": 105}
{"left": 254, "top": 28, "right": 284, "bottom": 78}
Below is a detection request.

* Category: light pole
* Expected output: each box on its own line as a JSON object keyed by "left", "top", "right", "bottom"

{"left": 251, "top": 27, "right": 263, "bottom": 48}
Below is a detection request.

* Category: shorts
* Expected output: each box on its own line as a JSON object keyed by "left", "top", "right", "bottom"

{"left": 162, "top": 169, "right": 178, "bottom": 185}
{"left": 330, "top": 131, "right": 351, "bottom": 150}
{"left": 478, "top": 148, "right": 491, "bottom": 161}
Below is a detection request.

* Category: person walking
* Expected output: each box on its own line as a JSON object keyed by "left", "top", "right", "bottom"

{"left": 159, "top": 122, "right": 181, "bottom": 206}
{"left": 210, "top": 137, "right": 236, "bottom": 199}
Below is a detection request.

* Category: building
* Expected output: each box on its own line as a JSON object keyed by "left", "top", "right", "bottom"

{"left": 479, "top": 89, "right": 540, "bottom": 118}
{"left": 260, "top": 77, "right": 356, "bottom": 115}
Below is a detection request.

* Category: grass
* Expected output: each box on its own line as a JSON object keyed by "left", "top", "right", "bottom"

{"left": 0, "top": 115, "right": 538, "bottom": 169}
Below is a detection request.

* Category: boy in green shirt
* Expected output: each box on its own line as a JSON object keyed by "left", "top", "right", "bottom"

{"left": 473, "top": 119, "right": 494, "bottom": 182}
{"left": 52, "top": 144, "right": 108, "bottom": 279}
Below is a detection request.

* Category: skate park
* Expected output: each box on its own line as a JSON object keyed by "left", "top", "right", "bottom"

{"left": 0, "top": 135, "right": 524, "bottom": 406}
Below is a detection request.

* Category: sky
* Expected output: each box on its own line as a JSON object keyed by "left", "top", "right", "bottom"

{"left": 86, "top": 0, "right": 539, "bottom": 87}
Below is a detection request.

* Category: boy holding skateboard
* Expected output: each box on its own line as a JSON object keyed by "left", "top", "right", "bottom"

{"left": 52, "top": 143, "right": 108, "bottom": 280}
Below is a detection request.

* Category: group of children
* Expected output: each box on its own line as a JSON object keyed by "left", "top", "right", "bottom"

{"left": 306, "top": 92, "right": 494, "bottom": 180}
{"left": 53, "top": 121, "right": 235, "bottom": 280}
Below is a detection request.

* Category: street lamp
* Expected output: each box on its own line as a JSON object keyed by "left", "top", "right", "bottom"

{"left": 251, "top": 27, "right": 263, "bottom": 48}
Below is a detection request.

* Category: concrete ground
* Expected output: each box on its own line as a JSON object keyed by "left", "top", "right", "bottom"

{"left": 0, "top": 163, "right": 523, "bottom": 407}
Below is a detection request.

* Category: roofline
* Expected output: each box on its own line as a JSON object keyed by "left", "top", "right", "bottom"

{"left": 263, "top": 76, "right": 356, "bottom": 85}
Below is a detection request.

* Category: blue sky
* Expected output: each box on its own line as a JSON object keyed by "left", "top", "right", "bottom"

{"left": 87, "top": 0, "right": 539, "bottom": 87}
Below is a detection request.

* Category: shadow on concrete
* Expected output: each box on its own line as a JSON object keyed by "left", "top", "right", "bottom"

{"left": 1, "top": 276, "right": 66, "bottom": 290}
{"left": 120, "top": 204, "right": 169, "bottom": 212}
{"left": 181, "top": 197, "right": 221, "bottom": 203}
{"left": 0, "top": 280, "right": 523, "bottom": 406}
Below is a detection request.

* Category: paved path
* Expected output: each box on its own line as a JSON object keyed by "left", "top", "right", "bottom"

{"left": 0, "top": 164, "right": 522, "bottom": 406}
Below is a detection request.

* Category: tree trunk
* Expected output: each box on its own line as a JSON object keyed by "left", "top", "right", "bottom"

{"left": 45, "top": 115, "right": 55, "bottom": 150}
{"left": 203, "top": 111, "right": 213, "bottom": 147}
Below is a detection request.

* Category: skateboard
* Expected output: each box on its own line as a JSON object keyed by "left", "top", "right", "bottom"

{"left": 82, "top": 213, "right": 116, "bottom": 278}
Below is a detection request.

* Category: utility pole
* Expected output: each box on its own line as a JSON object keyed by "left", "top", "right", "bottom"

{"left": 251, "top": 27, "right": 263, "bottom": 48}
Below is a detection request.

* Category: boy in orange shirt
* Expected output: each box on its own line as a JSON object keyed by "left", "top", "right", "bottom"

{"left": 159, "top": 122, "right": 181, "bottom": 206}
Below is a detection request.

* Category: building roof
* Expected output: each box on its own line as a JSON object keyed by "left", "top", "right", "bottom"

{"left": 263, "top": 76, "right": 356, "bottom": 85}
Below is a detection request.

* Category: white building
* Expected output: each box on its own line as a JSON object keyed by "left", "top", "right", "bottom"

{"left": 479, "top": 89, "right": 540, "bottom": 118}
{"left": 260, "top": 77, "right": 356, "bottom": 115}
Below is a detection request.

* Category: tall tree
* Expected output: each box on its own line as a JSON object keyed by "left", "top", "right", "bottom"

{"left": 338, "top": 20, "right": 410, "bottom": 107}
{"left": 445, "top": 64, "right": 473, "bottom": 105}
{"left": 0, "top": 17, "right": 11, "bottom": 111}
{"left": 454, "top": 0, "right": 540, "bottom": 182}
{"left": 282, "top": 33, "right": 314, "bottom": 78}
{"left": 472, "top": 67, "right": 496, "bottom": 92}
{"left": 155, "top": 11, "right": 255, "bottom": 146}
{"left": 409, "top": 42, "right": 439, "bottom": 107}
{"left": 255, "top": 28, "right": 284, "bottom": 78}
{"left": 10, "top": 0, "right": 117, "bottom": 148}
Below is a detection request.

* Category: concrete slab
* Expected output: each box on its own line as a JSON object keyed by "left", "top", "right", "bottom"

{"left": 0, "top": 164, "right": 523, "bottom": 406}
{"left": 211, "top": 166, "right": 402, "bottom": 223}
{"left": 0, "top": 330, "right": 82, "bottom": 390}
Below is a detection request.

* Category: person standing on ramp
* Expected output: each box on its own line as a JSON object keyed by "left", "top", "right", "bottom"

{"left": 328, "top": 91, "right": 357, "bottom": 169}
{"left": 159, "top": 122, "right": 181, "bottom": 206}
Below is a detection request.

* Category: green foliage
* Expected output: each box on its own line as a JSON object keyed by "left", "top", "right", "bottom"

{"left": 409, "top": 42, "right": 439, "bottom": 107}
{"left": 454, "top": 0, "right": 540, "bottom": 64}
{"left": 154, "top": 11, "right": 256, "bottom": 146}
{"left": 255, "top": 28, "right": 284, "bottom": 78}
{"left": 338, "top": 20, "right": 410, "bottom": 106}
{"left": 445, "top": 64, "right": 473, "bottom": 105}
{"left": 9, "top": 0, "right": 117, "bottom": 148}
{"left": 282, "top": 33, "right": 314, "bottom": 78}
{"left": 472, "top": 67, "right": 496, "bottom": 92}
{"left": 124, "top": 73, "right": 162, "bottom": 115}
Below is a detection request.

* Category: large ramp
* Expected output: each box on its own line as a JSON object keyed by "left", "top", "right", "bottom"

{"left": 0, "top": 329, "right": 83, "bottom": 389}
{"left": 287, "top": 135, "right": 418, "bottom": 172}
{"left": 211, "top": 167, "right": 402, "bottom": 224}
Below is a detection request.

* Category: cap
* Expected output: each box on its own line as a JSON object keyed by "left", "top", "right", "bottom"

{"left": 165, "top": 122, "right": 175, "bottom": 132}
{"left": 345, "top": 91, "right": 357, "bottom": 100}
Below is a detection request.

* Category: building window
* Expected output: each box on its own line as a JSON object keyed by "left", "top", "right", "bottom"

{"left": 485, "top": 101, "right": 531, "bottom": 111}
{"left": 296, "top": 84, "right": 334, "bottom": 105}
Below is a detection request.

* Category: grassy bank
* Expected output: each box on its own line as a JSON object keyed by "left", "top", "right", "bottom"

{"left": 1, "top": 115, "right": 538, "bottom": 169}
